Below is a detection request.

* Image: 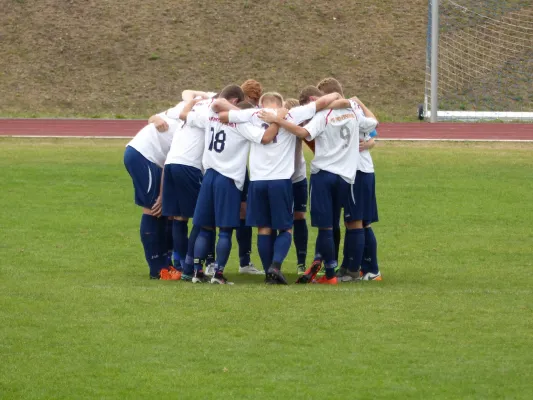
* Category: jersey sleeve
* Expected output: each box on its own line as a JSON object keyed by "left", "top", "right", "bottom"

{"left": 358, "top": 115, "right": 378, "bottom": 134}
{"left": 187, "top": 106, "right": 208, "bottom": 129}
{"left": 228, "top": 108, "right": 257, "bottom": 123}
{"left": 165, "top": 102, "right": 185, "bottom": 120}
{"left": 236, "top": 122, "right": 264, "bottom": 144}
{"left": 303, "top": 111, "right": 327, "bottom": 141}
{"left": 288, "top": 102, "right": 317, "bottom": 125}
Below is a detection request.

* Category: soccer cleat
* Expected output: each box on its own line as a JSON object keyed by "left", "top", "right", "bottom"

{"left": 149, "top": 275, "right": 160, "bottom": 280}
{"left": 361, "top": 271, "right": 382, "bottom": 281}
{"left": 266, "top": 266, "right": 288, "bottom": 285}
{"left": 340, "top": 270, "right": 362, "bottom": 282}
{"left": 295, "top": 260, "right": 323, "bottom": 284}
{"left": 315, "top": 275, "right": 338, "bottom": 285}
{"left": 239, "top": 263, "right": 265, "bottom": 275}
{"left": 167, "top": 266, "right": 182, "bottom": 280}
{"left": 205, "top": 263, "right": 216, "bottom": 277}
{"left": 181, "top": 274, "right": 193, "bottom": 282}
{"left": 159, "top": 268, "right": 171, "bottom": 280}
{"left": 296, "top": 264, "right": 306, "bottom": 275}
{"left": 211, "top": 272, "right": 234, "bottom": 285}
{"left": 192, "top": 270, "right": 210, "bottom": 283}
{"left": 336, "top": 267, "right": 347, "bottom": 278}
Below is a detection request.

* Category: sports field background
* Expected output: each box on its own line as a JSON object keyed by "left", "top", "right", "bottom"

{"left": 1, "top": 138, "right": 532, "bottom": 399}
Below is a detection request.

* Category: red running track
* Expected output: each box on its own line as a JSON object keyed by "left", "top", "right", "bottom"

{"left": 0, "top": 119, "right": 533, "bottom": 140}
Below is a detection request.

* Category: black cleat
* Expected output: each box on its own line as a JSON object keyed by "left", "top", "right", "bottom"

{"left": 266, "top": 266, "right": 288, "bottom": 285}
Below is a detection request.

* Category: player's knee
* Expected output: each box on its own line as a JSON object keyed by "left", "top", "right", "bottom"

{"left": 345, "top": 220, "right": 363, "bottom": 229}
{"left": 294, "top": 211, "right": 306, "bottom": 220}
{"left": 240, "top": 202, "right": 247, "bottom": 219}
{"left": 258, "top": 227, "right": 272, "bottom": 235}
{"left": 175, "top": 216, "right": 188, "bottom": 222}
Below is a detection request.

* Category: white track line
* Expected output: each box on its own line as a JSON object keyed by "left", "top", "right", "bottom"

{"left": 2, "top": 135, "right": 533, "bottom": 142}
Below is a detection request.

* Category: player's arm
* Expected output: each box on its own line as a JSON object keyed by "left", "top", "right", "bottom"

{"left": 328, "top": 99, "right": 352, "bottom": 110}
{"left": 261, "top": 122, "right": 281, "bottom": 144}
{"left": 212, "top": 99, "right": 240, "bottom": 116}
{"left": 259, "top": 111, "right": 310, "bottom": 139}
{"left": 151, "top": 168, "right": 164, "bottom": 217}
{"left": 314, "top": 92, "right": 343, "bottom": 112}
{"left": 182, "top": 90, "right": 210, "bottom": 102}
{"left": 179, "top": 99, "right": 201, "bottom": 122}
{"left": 147, "top": 114, "right": 169, "bottom": 132}
{"left": 351, "top": 96, "right": 378, "bottom": 124}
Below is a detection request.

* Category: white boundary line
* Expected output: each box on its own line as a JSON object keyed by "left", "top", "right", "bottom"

{"left": 2, "top": 135, "right": 533, "bottom": 142}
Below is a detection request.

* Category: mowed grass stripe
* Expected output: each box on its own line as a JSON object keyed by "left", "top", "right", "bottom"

{"left": 1, "top": 139, "right": 532, "bottom": 399}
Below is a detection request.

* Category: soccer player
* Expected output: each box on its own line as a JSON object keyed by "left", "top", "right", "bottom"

{"left": 317, "top": 78, "right": 382, "bottom": 281}
{"left": 161, "top": 92, "right": 219, "bottom": 282}
{"left": 338, "top": 126, "right": 381, "bottom": 281}
{"left": 259, "top": 86, "right": 378, "bottom": 285}
{"left": 123, "top": 105, "right": 185, "bottom": 280}
{"left": 183, "top": 85, "right": 280, "bottom": 284}
{"left": 204, "top": 79, "right": 265, "bottom": 276}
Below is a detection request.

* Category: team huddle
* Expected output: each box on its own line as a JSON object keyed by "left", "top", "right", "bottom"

{"left": 124, "top": 78, "right": 381, "bottom": 285}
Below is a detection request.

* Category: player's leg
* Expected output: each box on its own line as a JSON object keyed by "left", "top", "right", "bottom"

{"left": 236, "top": 169, "right": 260, "bottom": 274}
{"left": 211, "top": 172, "right": 242, "bottom": 284}
{"left": 124, "top": 146, "right": 167, "bottom": 279}
{"left": 246, "top": 181, "right": 273, "bottom": 275}
{"left": 297, "top": 171, "right": 335, "bottom": 284}
{"left": 267, "top": 179, "right": 294, "bottom": 284}
{"left": 360, "top": 172, "right": 381, "bottom": 280}
{"left": 160, "top": 164, "right": 183, "bottom": 280}
{"left": 292, "top": 178, "right": 308, "bottom": 275}
{"left": 341, "top": 174, "right": 367, "bottom": 282}
{"left": 191, "top": 169, "right": 217, "bottom": 283}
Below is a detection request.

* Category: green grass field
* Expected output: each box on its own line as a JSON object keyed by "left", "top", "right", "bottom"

{"left": 1, "top": 138, "right": 532, "bottom": 399}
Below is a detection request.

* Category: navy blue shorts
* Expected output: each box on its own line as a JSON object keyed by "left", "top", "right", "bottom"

{"left": 246, "top": 179, "right": 293, "bottom": 230}
{"left": 241, "top": 168, "right": 250, "bottom": 202}
{"left": 293, "top": 178, "right": 308, "bottom": 213}
{"left": 193, "top": 169, "right": 242, "bottom": 228}
{"left": 309, "top": 170, "right": 359, "bottom": 228}
{"left": 353, "top": 171, "right": 379, "bottom": 224}
{"left": 123, "top": 146, "right": 162, "bottom": 208}
{"left": 162, "top": 164, "right": 203, "bottom": 218}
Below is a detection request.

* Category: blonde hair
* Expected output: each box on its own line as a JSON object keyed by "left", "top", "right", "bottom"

{"left": 259, "top": 92, "right": 284, "bottom": 108}
{"left": 283, "top": 98, "right": 299, "bottom": 110}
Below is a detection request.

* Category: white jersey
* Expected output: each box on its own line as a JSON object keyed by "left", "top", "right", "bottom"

{"left": 228, "top": 102, "right": 316, "bottom": 182}
{"left": 127, "top": 104, "right": 184, "bottom": 168}
{"left": 165, "top": 99, "right": 214, "bottom": 170}
{"left": 286, "top": 103, "right": 317, "bottom": 183}
{"left": 349, "top": 100, "right": 376, "bottom": 173}
{"left": 304, "top": 108, "right": 378, "bottom": 184}
{"left": 203, "top": 107, "right": 265, "bottom": 190}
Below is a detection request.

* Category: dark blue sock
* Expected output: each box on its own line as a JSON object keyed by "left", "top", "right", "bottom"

{"left": 363, "top": 227, "right": 379, "bottom": 274}
{"left": 172, "top": 220, "right": 188, "bottom": 271}
{"left": 257, "top": 234, "right": 273, "bottom": 272}
{"left": 215, "top": 228, "right": 233, "bottom": 272}
{"left": 272, "top": 231, "right": 292, "bottom": 267}
{"left": 346, "top": 228, "right": 365, "bottom": 273}
{"left": 206, "top": 228, "right": 216, "bottom": 266}
{"left": 333, "top": 225, "right": 341, "bottom": 262}
{"left": 236, "top": 219, "right": 252, "bottom": 267}
{"left": 193, "top": 228, "right": 213, "bottom": 272}
{"left": 184, "top": 225, "right": 200, "bottom": 276}
{"left": 165, "top": 219, "right": 174, "bottom": 267}
{"left": 140, "top": 214, "right": 168, "bottom": 278}
{"left": 316, "top": 229, "right": 336, "bottom": 278}
{"left": 293, "top": 219, "right": 308, "bottom": 265}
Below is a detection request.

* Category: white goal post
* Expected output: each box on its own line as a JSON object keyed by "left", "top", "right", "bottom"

{"left": 424, "top": 0, "right": 533, "bottom": 122}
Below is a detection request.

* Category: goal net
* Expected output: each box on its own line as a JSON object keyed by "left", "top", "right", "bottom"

{"left": 425, "top": 0, "right": 533, "bottom": 121}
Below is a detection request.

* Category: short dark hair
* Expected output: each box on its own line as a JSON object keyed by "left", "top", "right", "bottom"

{"left": 219, "top": 84, "right": 245, "bottom": 103}
{"left": 317, "top": 77, "right": 343, "bottom": 96}
{"left": 299, "top": 85, "right": 324, "bottom": 105}
{"left": 237, "top": 101, "right": 255, "bottom": 110}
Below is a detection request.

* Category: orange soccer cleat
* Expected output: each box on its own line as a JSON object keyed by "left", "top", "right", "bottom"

{"left": 315, "top": 275, "right": 338, "bottom": 285}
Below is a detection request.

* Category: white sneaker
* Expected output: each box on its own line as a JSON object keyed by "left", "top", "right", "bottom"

{"left": 205, "top": 263, "right": 216, "bottom": 276}
{"left": 238, "top": 263, "right": 265, "bottom": 275}
{"left": 210, "top": 272, "right": 234, "bottom": 285}
{"left": 361, "top": 271, "right": 382, "bottom": 281}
